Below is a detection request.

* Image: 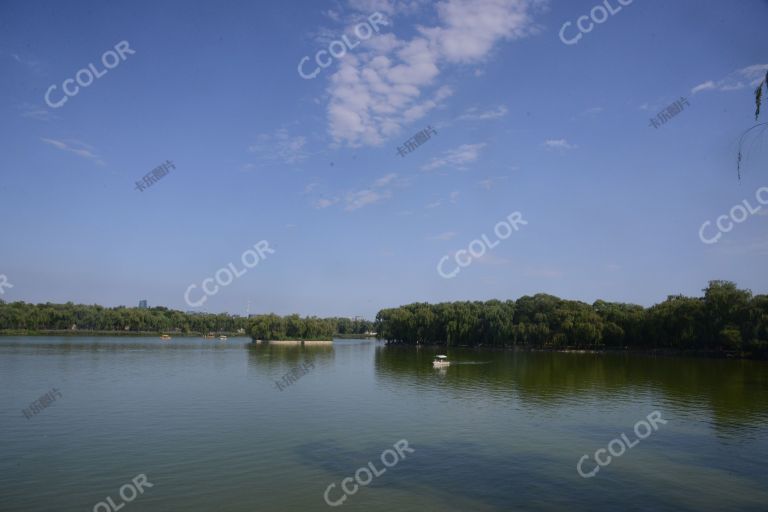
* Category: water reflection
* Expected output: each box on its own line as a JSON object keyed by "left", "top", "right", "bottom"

{"left": 246, "top": 341, "right": 334, "bottom": 374}
{"left": 374, "top": 346, "right": 768, "bottom": 434}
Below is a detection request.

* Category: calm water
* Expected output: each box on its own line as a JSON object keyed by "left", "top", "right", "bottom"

{"left": 1, "top": 337, "right": 767, "bottom": 512}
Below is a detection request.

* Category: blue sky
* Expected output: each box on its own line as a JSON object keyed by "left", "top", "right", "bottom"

{"left": 1, "top": 0, "right": 767, "bottom": 318}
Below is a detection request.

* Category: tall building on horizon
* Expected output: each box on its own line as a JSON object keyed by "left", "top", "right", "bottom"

{"left": 138, "top": 300, "right": 148, "bottom": 309}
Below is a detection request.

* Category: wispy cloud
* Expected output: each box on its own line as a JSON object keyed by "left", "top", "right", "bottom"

{"left": 427, "top": 231, "right": 457, "bottom": 241}
{"left": 247, "top": 128, "right": 308, "bottom": 165}
{"left": 374, "top": 173, "right": 398, "bottom": 187}
{"left": 345, "top": 188, "right": 391, "bottom": 210}
{"left": 40, "top": 138, "right": 105, "bottom": 165}
{"left": 422, "top": 143, "right": 486, "bottom": 171}
{"left": 326, "top": 0, "right": 543, "bottom": 146}
{"left": 543, "top": 138, "right": 577, "bottom": 150}
{"left": 691, "top": 64, "right": 768, "bottom": 94}
{"left": 312, "top": 172, "right": 403, "bottom": 211}
{"left": 19, "top": 103, "right": 57, "bottom": 122}
{"left": 458, "top": 105, "right": 508, "bottom": 121}
{"left": 478, "top": 175, "right": 508, "bottom": 190}
{"left": 9, "top": 52, "right": 44, "bottom": 74}
{"left": 314, "top": 198, "right": 339, "bottom": 209}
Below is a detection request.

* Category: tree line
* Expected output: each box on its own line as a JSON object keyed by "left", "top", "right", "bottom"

{"left": 249, "top": 313, "right": 372, "bottom": 340}
{"left": 374, "top": 281, "right": 768, "bottom": 358}
{"left": 0, "top": 301, "right": 373, "bottom": 338}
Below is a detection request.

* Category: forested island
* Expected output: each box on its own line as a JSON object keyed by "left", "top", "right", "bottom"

{"left": 374, "top": 281, "right": 768, "bottom": 358}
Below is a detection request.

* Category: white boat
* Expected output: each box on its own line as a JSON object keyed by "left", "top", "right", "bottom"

{"left": 219, "top": 335, "right": 228, "bottom": 341}
{"left": 432, "top": 355, "right": 450, "bottom": 367}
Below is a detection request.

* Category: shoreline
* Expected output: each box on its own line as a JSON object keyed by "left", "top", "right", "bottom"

{"left": 0, "top": 330, "right": 248, "bottom": 338}
{"left": 385, "top": 342, "right": 756, "bottom": 359}
{"left": 253, "top": 339, "right": 333, "bottom": 345}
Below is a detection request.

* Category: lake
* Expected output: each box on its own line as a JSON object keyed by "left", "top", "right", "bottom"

{"left": 1, "top": 337, "right": 767, "bottom": 511}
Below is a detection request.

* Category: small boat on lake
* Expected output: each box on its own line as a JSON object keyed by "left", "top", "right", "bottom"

{"left": 160, "top": 334, "right": 171, "bottom": 341}
{"left": 432, "top": 355, "right": 450, "bottom": 367}
{"left": 219, "top": 335, "right": 228, "bottom": 341}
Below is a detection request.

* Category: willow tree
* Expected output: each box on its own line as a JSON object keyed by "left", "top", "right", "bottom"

{"left": 737, "top": 71, "right": 768, "bottom": 179}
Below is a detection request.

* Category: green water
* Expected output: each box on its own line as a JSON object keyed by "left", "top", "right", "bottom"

{"left": 1, "top": 337, "right": 767, "bottom": 511}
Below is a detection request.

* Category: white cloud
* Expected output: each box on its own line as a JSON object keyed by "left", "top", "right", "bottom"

{"left": 326, "top": 0, "right": 542, "bottom": 146}
{"left": 543, "top": 138, "right": 577, "bottom": 150}
{"left": 692, "top": 64, "right": 768, "bottom": 94}
{"left": 345, "top": 188, "right": 391, "bottom": 210}
{"left": 374, "top": 172, "right": 398, "bottom": 187}
{"left": 458, "top": 105, "right": 508, "bottom": 121}
{"left": 422, "top": 142, "right": 486, "bottom": 171}
{"left": 312, "top": 172, "right": 401, "bottom": 211}
{"left": 691, "top": 80, "right": 716, "bottom": 94}
{"left": 347, "top": 0, "right": 428, "bottom": 16}
{"left": 40, "top": 138, "right": 105, "bottom": 165}
{"left": 314, "top": 198, "right": 339, "bottom": 209}
{"left": 248, "top": 128, "right": 308, "bottom": 164}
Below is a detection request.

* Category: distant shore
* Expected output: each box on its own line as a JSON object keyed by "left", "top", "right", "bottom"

{"left": 253, "top": 339, "right": 333, "bottom": 345}
{"left": 0, "top": 330, "right": 248, "bottom": 337}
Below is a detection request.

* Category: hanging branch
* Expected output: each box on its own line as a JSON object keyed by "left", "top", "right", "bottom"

{"left": 736, "top": 71, "right": 768, "bottom": 180}
{"left": 736, "top": 122, "right": 768, "bottom": 180}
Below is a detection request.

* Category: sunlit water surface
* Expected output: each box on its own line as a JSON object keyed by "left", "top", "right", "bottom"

{"left": 1, "top": 337, "right": 767, "bottom": 511}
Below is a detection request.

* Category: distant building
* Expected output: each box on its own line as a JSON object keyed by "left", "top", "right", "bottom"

{"left": 138, "top": 300, "right": 148, "bottom": 309}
